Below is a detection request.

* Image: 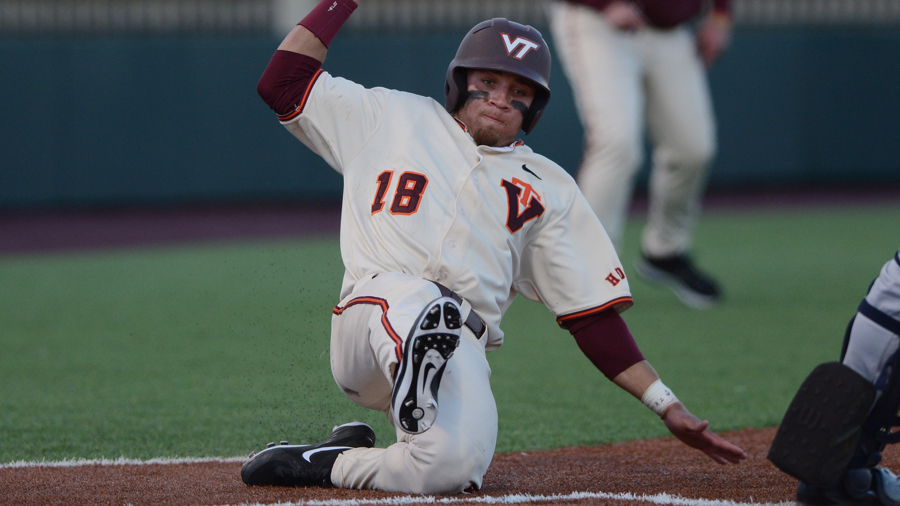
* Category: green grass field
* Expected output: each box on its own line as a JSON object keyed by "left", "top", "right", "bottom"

{"left": 1, "top": 203, "right": 897, "bottom": 463}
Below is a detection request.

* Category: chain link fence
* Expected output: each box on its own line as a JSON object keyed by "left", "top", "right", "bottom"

{"left": 1, "top": 0, "right": 899, "bottom": 34}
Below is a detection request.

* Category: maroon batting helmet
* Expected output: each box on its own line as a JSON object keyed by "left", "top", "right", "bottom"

{"left": 445, "top": 18, "right": 551, "bottom": 135}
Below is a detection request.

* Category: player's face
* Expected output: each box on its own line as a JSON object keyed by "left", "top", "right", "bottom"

{"left": 455, "top": 69, "right": 536, "bottom": 147}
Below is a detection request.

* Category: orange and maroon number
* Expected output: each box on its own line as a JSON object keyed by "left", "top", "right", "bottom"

{"left": 371, "top": 171, "right": 429, "bottom": 216}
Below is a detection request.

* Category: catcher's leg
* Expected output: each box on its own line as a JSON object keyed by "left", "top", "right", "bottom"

{"left": 770, "top": 252, "right": 900, "bottom": 504}
{"left": 843, "top": 253, "right": 900, "bottom": 469}
{"left": 768, "top": 358, "right": 900, "bottom": 506}
{"left": 767, "top": 361, "right": 875, "bottom": 489}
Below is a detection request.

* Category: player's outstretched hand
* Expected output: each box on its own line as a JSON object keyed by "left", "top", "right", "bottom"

{"left": 661, "top": 402, "right": 747, "bottom": 465}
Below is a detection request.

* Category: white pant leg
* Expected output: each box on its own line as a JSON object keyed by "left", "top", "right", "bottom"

{"left": 329, "top": 272, "right": 497, "bottom": 494}
{"left": 843, "top": 316, "right": 899, "bottom": 384}
{"left": 548, "top": 1, "right": 644, "bottom": 251}
{"left": 843, "top": 252, "right": 900, "bottom": 384}
{"left": 640, "top": 27, "right": 717, "bottom": 257}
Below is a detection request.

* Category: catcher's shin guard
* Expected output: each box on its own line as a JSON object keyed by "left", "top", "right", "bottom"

{"left": 844, "top": 296, "right": 900, "bottom": 467}
{"left": 768, "top": 362, "right": 876, "bottom": 488}
{"left": 846, "top": 348, "right": 900, "bottom": 472}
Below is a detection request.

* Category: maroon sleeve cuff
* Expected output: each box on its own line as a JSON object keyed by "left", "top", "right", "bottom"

{"left": 568, "top": 310, "right": 644, "bottom": 380}
{"left": 299, "top": 0, "right": 357, "bottom": 49}
{"left": 556, "top": 297, "right": 633, "bottom": 327}
{"left": 257, "top": 50, "right": 323, "bottom": 117}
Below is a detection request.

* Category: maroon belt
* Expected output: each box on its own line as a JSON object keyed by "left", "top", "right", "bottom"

{"left": 430, "top": 281, "right": 486, "bottom": 340}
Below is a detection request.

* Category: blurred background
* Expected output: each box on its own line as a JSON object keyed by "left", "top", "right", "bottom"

{"left": 1, "top": 0, "right": 898, "bottom": 210}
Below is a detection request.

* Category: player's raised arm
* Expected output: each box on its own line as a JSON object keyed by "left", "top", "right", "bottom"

{"left": 277, "top": 0, "right": 362, "bottom": 61}
{"left": 257, "top": 0, "right": 359, "bottom": 116}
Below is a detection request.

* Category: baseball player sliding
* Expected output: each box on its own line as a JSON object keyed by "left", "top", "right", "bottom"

{"left": 241, "top": 0, "right": 746, "bottom": 494}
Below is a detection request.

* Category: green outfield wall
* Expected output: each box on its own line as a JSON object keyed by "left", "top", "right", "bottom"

{"left": 1, "top": 28, "right": 898, "bottom": 209}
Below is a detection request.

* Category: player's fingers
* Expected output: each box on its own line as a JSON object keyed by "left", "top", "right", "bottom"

{"left": 703, "top": 449, "right": 729, "bottom": 465}
{"left": 705, "top": 434, "right": 748, "bottom": 463}
{"left": 716, "top": 442, "right": 747, "bottom": 458}
{"left": 715, "top": 448, "right": 747, "bottom": 464}
{"left": 680, "top": 418, "right": 709, "bottom": 435}
{"left": 713, "top": 442, "right": 748, "bottom": 462}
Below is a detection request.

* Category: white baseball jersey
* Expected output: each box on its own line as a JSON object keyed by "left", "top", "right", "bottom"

{"left": 280, "top": 70, "right": 632, "bottom": 351}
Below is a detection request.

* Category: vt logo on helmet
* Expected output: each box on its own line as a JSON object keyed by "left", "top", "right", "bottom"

{"left": 501, "top": 33, "right": 540, "bottom": 59}
{"left": 444, "top": 18, "right": 552, "bottom": 135}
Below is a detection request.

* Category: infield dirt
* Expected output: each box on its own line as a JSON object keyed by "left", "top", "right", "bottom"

{"left": 5, "top": 427, "right": 888, "bottom": 505}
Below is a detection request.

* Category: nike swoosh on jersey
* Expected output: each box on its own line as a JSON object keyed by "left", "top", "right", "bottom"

{"left": 302, "top": 446, "right": 352, "bottom": 462}
{"left": 522, "top": 164, "right": 542, "bottom": 179}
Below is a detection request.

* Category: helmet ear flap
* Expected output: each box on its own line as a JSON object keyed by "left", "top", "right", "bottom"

{"left": 445, "top": 67, "right": 470, "bottom": 114}
{"left": 522, "top": 92, "right": 548, "bottom": 135}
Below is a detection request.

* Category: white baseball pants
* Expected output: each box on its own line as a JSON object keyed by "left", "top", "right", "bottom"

{"left": 547, "top": 1, "right": 717, "bottom": 256}
{"left": 328, "top": 272, "right": 497, "bottom": 494}
{"left": 843, "top": 251, "right": 900, "bottom": 387}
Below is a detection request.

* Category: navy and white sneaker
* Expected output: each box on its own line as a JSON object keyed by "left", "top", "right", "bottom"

{"left": 634, "top": 254, "right": 722, "bottom": 309}
{"left": 391, "top": 296, "right": 462, "bottom": 434}
{"left": 241, "top": 421, "right": 376, "bottom": 488}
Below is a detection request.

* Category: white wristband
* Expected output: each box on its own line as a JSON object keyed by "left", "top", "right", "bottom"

{"left": 641, "top": 379, "right": 679, "bottom": 417}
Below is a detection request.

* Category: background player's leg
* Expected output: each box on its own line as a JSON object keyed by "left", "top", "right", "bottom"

{"left": 329, "top": 273, "right": 497, "bottom": 493}
{"left": 548, "top": 0, "right": 644, "bottom": 250}
{"left": 641, "top": 27, "right": 716, "bottom": 258}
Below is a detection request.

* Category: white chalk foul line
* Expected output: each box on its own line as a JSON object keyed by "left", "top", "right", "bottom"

{"left": 0, "top": 456, "right": 245, "bottom": 469}
{"left": 227, "top": 492, "right": 792, "bottom": 506}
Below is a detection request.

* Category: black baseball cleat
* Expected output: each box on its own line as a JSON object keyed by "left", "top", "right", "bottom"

{"left": 391, "top": 296, "right": 462, "bottom": 434}
{"left": 634, "top": 254, "right": 722, "bottom": 309}
{"left": 241, "top": 421, "right": 376, "bottom": 488}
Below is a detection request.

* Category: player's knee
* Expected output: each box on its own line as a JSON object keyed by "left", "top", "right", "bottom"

{"left": 590, "top": 133, "right": 643, "bottom": 175}
{"left": 414, "top": 437, "right": 489, "bottom": 494}
{"left": 669, "top": 138, "right": 715, "bottom": 172}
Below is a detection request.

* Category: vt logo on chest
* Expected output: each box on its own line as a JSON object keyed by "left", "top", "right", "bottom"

{"left": 369, "top": 170, "right": 545, "bottom": 232}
